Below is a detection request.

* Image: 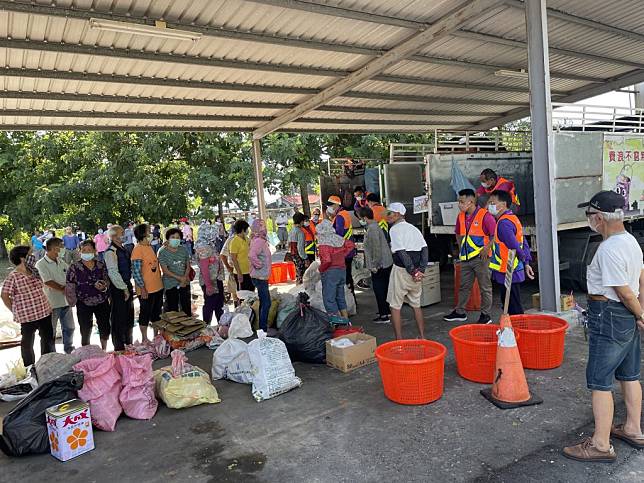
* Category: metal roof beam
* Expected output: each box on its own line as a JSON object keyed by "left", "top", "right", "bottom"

{"left": 0, "top": 39, "right": 349, "bottom": 78}
{"left": 468, "top": 68, "right": 644, "bottom": 131}
{"left": 244, "top": 0, "right": 426, "bottom": 29}
{"left": 0, "top": 0, "right": 600, "bottom": 84}
{"left": 453, "top": 30, "right": 644, "bottom": 69}
{"left": 0, "top": 90, "right": 498, "bottom": 117}
{"left": 0, "top": 109, "right": 469, "bottom": 126}
{"left": 251, "top": 0, "right": 498, "bottom": 139}
{"left": 501, "top": 0, "right": 644, "bottom": 44}
{"left": 0, "top": 39, "right": 544, "bottom": 93}
{"left": 0, "top": 67, "right": 529, "bottom": 106}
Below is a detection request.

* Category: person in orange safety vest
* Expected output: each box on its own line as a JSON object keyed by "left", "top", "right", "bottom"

{"left": 476, "top": 168, "right": 520, "bottom": 207}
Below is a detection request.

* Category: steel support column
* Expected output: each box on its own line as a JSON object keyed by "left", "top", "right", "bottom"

{"left": 525, "top": 0, "right": 560, "bottom": 311}
{"left": 252, "top": 139, "right": 268, "bottom": 220}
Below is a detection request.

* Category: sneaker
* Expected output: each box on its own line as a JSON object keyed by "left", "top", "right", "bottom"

{"left": 373, "top": 316, "right": 391, "bottom": 325}
{"left": 443, "top": 310, "right": 467, "bottom": 322}
{"left": 373, "top": 315, "right": 389, "bottom": 321}
{"left": 563, "top": 437, "right": 616, "bottom": 463}
{"left": 478, "top": 314, "right": 492, "bottom": 324}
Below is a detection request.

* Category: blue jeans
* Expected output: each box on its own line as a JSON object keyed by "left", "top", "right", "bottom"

{"left": 321, "top": 268, "right": 347, "bottom": 315}
{"left": 586, "top": 300, "right": 641, "bottom": 391}
{"left": 252, "top": 278, "right": 270, "bottom": 331}
{"left": 52, "top": 306, "right": 75, "bottom": 354}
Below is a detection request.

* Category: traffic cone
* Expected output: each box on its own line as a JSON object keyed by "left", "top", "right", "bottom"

{"left": 480, "top": 314, "right": 543, "bottom": 409}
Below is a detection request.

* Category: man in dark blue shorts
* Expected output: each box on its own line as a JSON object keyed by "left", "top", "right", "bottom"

{"left": 563, "top": 191, "right": 644, "bottom": 463}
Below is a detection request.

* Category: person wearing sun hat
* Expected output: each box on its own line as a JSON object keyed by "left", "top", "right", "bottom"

{"left": 563, "top": 190, "right": 644, "bottom": 463}
{"left": 385, "top": 202, "right": 428, "bottom": 339}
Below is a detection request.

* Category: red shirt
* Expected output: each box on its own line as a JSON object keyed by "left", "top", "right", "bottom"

{"left": 319, "top": 240, "right": 355, "bottom": 272}
{"left": 1, "top": 270, "right": 52, "bottom": 324}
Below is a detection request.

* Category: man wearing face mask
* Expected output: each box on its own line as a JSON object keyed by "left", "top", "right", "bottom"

{"left": 444, "top": 189, "right": 496, "bottom": 324}
{"left": 353, "top": 186, "right": 370, "bottom": 213}
{"left": 36, "top": 237, "right": 76, "bottom": 354}
{"left": 104, "top": 225, "right": 135, "bottom": 351}
{"left": 476, "top": 169, "right": 519, "bottom": 207}
{"left": 487, "top": 190, "right": 534, "bottom": 315}
{"left": 276, "top": 211, "right": 289, "bottom": 250}
{"left": 563, "top": 191, "right": 644, "bottom": 463}
{"left": 328, "top": 195, "right": 356, "bottom": 291}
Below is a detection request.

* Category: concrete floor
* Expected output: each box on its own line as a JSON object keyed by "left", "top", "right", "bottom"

{"left": 1, "top": 273, "right": 643, "bottom": 482}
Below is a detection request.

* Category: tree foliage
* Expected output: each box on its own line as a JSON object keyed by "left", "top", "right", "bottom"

{"left": 0, "top": 129, "right": 436, "bottom": 255}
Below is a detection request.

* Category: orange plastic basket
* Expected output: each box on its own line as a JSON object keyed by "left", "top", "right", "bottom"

{"left": 449, "top": 324, "right": 499, "bottom": 383}
{"left": 510, "top": 314, "right": 569, "bottom": 369}
{"left": 375, "top": 340, "right": 447, "bottom": 405}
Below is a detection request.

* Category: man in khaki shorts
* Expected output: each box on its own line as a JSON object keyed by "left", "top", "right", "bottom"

{"left": 386, "top": 203, "right": 428, "bottom": 339}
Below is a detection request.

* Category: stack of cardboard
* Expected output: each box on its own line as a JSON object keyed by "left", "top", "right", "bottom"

{"left": 152, "top": 312, "right": 206, "bottom": 338}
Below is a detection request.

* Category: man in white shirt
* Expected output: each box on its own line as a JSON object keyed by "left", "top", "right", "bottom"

{"left": 276, "top": 211, "right": 289, "bottom": 250}
{"left": 35, "top": 237, "right": 75, "bottom": 353}
{"left": 564, "top": 191, "right": 644, "bottom": 463}
{"left": 385, "top": 202, "right": 428, "bottom": 340}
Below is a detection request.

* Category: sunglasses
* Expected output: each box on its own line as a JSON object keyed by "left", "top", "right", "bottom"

{"left": 585, "top": 210, "right": 598, "bottom": 217}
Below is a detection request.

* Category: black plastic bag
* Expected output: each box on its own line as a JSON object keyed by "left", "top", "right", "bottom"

{"left": 279, "top": 293, "right": 333, "bottom": 363}
{"left": 0, "top": 371, "right": 84, "bottom": 457}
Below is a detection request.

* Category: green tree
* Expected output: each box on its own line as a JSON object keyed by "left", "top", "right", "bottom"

{"left": 262, "top": 133, "right": 324, "bottom": 216}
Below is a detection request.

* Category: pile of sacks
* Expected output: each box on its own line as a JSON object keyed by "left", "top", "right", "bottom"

{"left": 71, "top": 346, "right": 158, "bottom": 431}
{"left": 212, "top": 332, "right": 301, "bottom": 402}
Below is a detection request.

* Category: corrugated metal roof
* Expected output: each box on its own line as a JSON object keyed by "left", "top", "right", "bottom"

{"left": 0, "top": 0, "right": 642, "bottom": 133}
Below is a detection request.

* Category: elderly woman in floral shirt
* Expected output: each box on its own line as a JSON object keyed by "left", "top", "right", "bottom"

{"left": 66, "top": 239, "right": 111, "bottom": 350}
{"left": 195, "top": 223, "right": 225, "bottom": 324}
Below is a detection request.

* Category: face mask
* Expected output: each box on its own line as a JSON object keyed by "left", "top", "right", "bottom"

{"left": 98, "top": 229, "right": 104, "bottom": 234}
{"left": 355, "top": 196, "right": 362, "bottom": 201}
{"left": 303, "top": 222, "right": 310, "bottom": 227}
{"left": 359, "top": 220, "right": 367, "bottom": 226}
{"left": 81, "top": 253, "right": 95, "bottom": 261}
{"left": 169, "top": 238, "right": 181, "bottom": 248}
{"left": 326, "top": 206, "right": 336, "bottom": 216}
{"left": 312, "top": 215, "right": 319, "bottom": 222}
{"left": 487, "top": 204, "right": 499, "bottom": 216}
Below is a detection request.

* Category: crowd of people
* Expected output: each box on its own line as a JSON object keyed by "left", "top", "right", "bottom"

{"left": 3, "top": 176, "right": 643, "bottom": 466}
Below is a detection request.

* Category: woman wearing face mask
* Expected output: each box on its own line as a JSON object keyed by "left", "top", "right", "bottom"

{"left": 65, "top": 240, "right": 111, "bottom": 349}
{"left": 289, "top": 212, "right": 308, "bottom": 284}
{"left": 229, "top": 219, "right": 255, "bottom": 292}
{"left": 93, "top": 227, "right": 109, "bottom": 262}
{"left": 131, "top": 223, "right": 164, "bottom": 342}
{"left": 157, "top": 228, "right": 192, "bottom": 316}
{"left": 1, "top": 246, "right": 54, "bottom": 366}
{"left": 249, "top": 219, "right": 272, "bottom": 332}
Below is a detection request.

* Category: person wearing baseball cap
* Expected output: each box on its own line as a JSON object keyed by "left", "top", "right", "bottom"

{"left": 563, "top": 191, "right": 644, "bottom": 462}
{"left": 385, "top": 202, "right": 428, "bottom": 339}
{"left": 327, "top": 194, "right": 356, "bottom": 291}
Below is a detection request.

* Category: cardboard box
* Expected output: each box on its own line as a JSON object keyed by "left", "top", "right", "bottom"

{"left": 326, "top": 333, "right": 377, "bottom": 373}
{"left": 46, "top": 399, "right": 94, "bottom": 462}
{"left": 532, "top": 293, "right": 575, "bottom": 311}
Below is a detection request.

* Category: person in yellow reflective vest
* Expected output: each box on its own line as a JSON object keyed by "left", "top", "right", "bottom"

{"left": 477, "top": 168, "right": 520, "bottom": 207}
{"left": 301, "top": 217, "right": 317, "bottom": 264}
{"left": 327, "top": 195, "right": 355, "bottom": 291}
{"left": 487, "top": 190, "right": 534, "bottom": 315}
{"left": 366, "top": 193, "right": 389, "bottom": 234}
{"left": 444, "top": 189, "right": 496, "bottom": 325}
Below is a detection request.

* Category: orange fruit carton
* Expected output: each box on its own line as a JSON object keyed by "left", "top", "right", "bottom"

{"left": 46, "top": 399, "right": 94, "bottom": 462}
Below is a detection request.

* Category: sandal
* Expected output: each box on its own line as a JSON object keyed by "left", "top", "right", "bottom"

{"left": 611, "top": 424, "right": 644, "bottom": 449}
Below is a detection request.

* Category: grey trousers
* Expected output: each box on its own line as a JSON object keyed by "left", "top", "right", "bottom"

{"left": 455, "top": 256, "right": 493, "bottom": 315}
